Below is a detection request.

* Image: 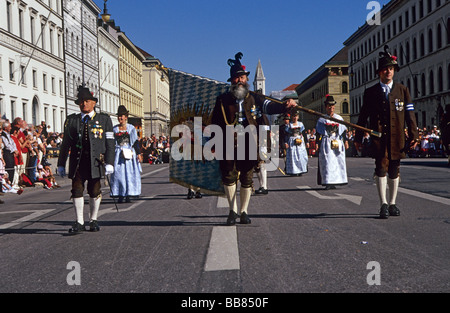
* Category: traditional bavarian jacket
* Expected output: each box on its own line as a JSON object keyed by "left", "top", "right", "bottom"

{"left": 211, "top": 91, "right": 286, "bottom": 161}
{"left": 58, "top": 111, "right": 115, "bottom": 179}
{"left": 355, "top": 82, "right": 419, "bottom": 160}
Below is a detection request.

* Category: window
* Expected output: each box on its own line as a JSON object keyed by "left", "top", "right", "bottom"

{"left": 20, "top": 65, "right": 26, "bottom": 85}
{"left": 428, "top": 29, "right": 433, "bottom": 53}
{"left": 342, "top": 102, "right": 349, "bottom": 114}
{"left": 50, "top": 28, "right": 54, "bottom": 54}
{"left": 33, "top": 69, "right": 37, "bottom": 88}
{"left": 429, "top": 70, "right": 434, "bottom": 94}
{"left": 30, "top": 16, "right": 35, "bottom": 44}
{"left": 19, "top": 9, "right": 24, "bottom": 38}
{"left": 41, "top": 23, "right": 46, "bottom": 50}
{"left": 9, "top": 61, "right": 14, "bottom": 81}
{"left": 51, "top": 76, "right": 55, "bottom": 94}
{"left": 11, "top": 100, "right": 16, "bottom": 119}
{"left": 437, "top": 24, "right": 442, "bottom": 49}
{"left": 6, "top": 2, "right": 12, "bottom": 32}
{"left": 437, "top": 67, "right": 443, "bottom": 92}
{"left": 43, "top": 73, "right": 47, "bottom": 91}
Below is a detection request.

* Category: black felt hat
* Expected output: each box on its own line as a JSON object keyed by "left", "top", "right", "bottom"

{"left": 117, "top": 105, "right": 129, "bottom": 116}
{"left": 324, "top": 95, "right": 336, "bottom": 106}
{"left": 75, "top": 86, "right": 98, "bottom": 104}
{"left": 227, "top": 52, "right": 250, "bottom": 82}
{"left": 377, "top": 45, "right": 400, "bottom": 73}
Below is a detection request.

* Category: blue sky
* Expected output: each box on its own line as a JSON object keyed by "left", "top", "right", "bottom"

{"left": 94, "top": 0, "right": 391, "bottom": 93}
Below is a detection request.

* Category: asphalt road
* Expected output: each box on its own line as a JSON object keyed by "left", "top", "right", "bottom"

{"left": 0, "top": 156, "right": 449, "bottom": 300}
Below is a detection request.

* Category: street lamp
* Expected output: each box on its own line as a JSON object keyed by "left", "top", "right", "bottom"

{"left": 101, "top": 0, "right": 111, "bottom": 23}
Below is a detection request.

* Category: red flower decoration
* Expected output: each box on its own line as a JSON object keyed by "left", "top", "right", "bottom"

{"left": 242, "top": 65, "right": 246, "bottom": 71}
{"left": 391, "top": 56, "right": 397, "bottom": 61}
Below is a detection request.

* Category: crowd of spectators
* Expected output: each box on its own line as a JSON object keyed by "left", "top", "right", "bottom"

{"left": 302, "top": 126, "right": 447, "bottom": 159}
{"left": 139, "top": 134, "right": 170, "bottom": 164}
{"left": 1, "top": 116, "right": 62, "bottom": 197}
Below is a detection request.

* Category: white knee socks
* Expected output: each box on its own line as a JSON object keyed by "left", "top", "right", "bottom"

{"left": 374, "top": 175, "right": 387, "bottom": 206}
{"left": 387, "top": 177, "right": 399, "bottom": 205}
{"left": 89, "top": 196, "right": 102, "bottom": 221}
{"left": 224, "top": 184, "right": 238, "bottom": 214}
{"left": 73, "top": 197, "right": 84, "bottom": 224}
{"left": 240, "top": 187, "right": 252, "bottom": 214}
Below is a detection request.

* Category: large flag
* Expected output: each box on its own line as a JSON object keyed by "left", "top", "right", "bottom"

{"left": 168, "top": 69, "right": 229, "bottom": 195}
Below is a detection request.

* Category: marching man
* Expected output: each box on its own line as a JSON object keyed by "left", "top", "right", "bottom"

{"left": 211, "top": 52, "right": 296, "bottom": 225}
{"left": 355, "top": 46, "right": 419, "bottom": 219}
{"left": 58, "top": 86, "right": 115, "bottom": 233}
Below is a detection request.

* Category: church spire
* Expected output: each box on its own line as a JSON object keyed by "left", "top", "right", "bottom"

{"left": 253, "top": 59, "right": 266, "bottom": 95}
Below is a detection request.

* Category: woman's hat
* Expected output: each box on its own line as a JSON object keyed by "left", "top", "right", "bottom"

{"left": 377, "top": 45, "right": 400, "bottom": 73}
{"left": 75, "top": 86, "right": 98, "bottom": 104}
{"left": 117, "top": 105, "right": 129, "bottom": 116}
{"left": 227, "top": 52, "right": 250, "bottom": 82}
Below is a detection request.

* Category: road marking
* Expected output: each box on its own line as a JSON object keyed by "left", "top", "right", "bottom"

{"left": 398, "top": 187, "right": 450, "bottom": 206}
{"left": 204, "top": 226, "right": 240, "bottom": 272}
{"left": 297, "top": 186, "right": 363, "bottom": 205}
{"left": 0, "top": 209, "right": 55, "bottom": 230}
{"left": 98, "top": 196, "right": 155, "bottom": 218}
{"left": 141, "top": 167, "right": 168, "bottom": 178}
{"left": 217, "top": 197, "right": 228, "bottom": 208}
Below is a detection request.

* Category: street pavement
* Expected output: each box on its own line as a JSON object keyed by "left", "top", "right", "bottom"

{"left": 0, "top": 157, "right": 449, "bottom": 299}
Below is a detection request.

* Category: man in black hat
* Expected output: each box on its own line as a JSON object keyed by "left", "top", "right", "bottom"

{"left": 58, "top": 86, "right": 115, "bottom": 233}
{"left": 211, "top": 52, "right": 296, "bottom": 225}
{"left": 354, "top": 46, "right": 419, "bottom": 219}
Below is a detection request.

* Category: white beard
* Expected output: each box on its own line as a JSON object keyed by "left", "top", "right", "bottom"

{"left": 230, "top": 83, "right": 249, "bottom": 100}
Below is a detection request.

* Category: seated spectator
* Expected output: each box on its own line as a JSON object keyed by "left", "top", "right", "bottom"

{"left": 36, "top": 164, "right": 52, "bottom": 189}
{"left": 1, "top": 172, "right": 23, "bottom": 195}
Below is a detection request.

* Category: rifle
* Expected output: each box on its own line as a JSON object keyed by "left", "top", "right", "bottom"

{"left": 264, "top": 95, "right": 382, "bottom": 138}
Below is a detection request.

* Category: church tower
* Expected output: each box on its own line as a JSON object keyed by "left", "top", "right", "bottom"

{"left": 253, "top": 59, "right": 266, "bottom": 95}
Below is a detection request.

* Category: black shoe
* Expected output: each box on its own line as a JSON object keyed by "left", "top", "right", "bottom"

{"left": 255, "top": 187, "right": 268, "bottom": 195}
{"left": 68, "top": 222, "right": 85, "bottom": 234}
{"left": 379, "top": 204, "right": 389, "bottom": 219}
{"left": 89, "top": 220, "right": 100, "bottom": 232}
{"left": 240, "top": 212, "right": 252, "bottom": 224}
{"left": 125, "top": 196, "right": 131, "bottom": 203}
{"left": 195, "top": 191, "right": 202, "bottom": 198}
{"left": 325, "top": 185, "right": 336, "bottom": 190}
{"left": 118, "top": 196, "right": 124, "bottom": 203}
{"left": 388, "top": 204, "right": 401, "bottom": 217}
{"left": 226, "top": 210, "right": 238, "bottom": 226}
{"left": 187, "top": 189, "right": 194, "bottom": 199}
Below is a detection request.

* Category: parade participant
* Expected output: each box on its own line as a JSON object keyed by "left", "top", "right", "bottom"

{"left": 254, "top": 113, "right": 271, "bottom": 195}
{"left": 2, "top": 122, "right": 17, "bottom": 187}
{"left": 355, "top": 46, "right": 419, "bottom": 219}
{"left": 58, "top": 86, "right": 115, "bottom": 233}
{"left": 316, "top": 95, "right": 348, "bottom": 189}
{"left": 187, "top": 186, "right": 202, "bottom": 199}
{"left": 211, "top": 52, "right": 296, "bottom": 225}
{"left": 440, "top": 104, "right": 450, "bottom": 166}
{"left": 285, "top": 109, "right": 309, "bottom": 176}
{"left": 110, "top": 105, "right": 142, "bottom": 203}
{"left": 308, "top": 128, "right": 317, "bottom": 157}
{"left": 279, "top": 114, "right": 290, "bottom": 159}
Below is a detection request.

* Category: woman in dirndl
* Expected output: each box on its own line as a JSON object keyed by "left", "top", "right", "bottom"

{"left": 316, "top": 95, "right": 349, "bottom": 190}
{"left": 285, "top": 110, "right": 309, "bottom": 176}
{"left": 110, "top": 105, "right": 142, "bottom": 203}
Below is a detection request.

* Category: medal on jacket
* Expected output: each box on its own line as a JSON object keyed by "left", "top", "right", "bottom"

{"left": 395, "top": 99, "right": 404, "bottom": 111}
{"left": 91, "top": 123, "right": 104, "bottom": 139}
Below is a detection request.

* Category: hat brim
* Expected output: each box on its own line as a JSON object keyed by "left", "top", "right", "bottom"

{"left": 75, "top": 97, "right": 98, "bottom": 105}
{"left": 377, "top": 63, "right": 400, "bottom": 73}
{"left": 228, "top": 71, "right": 250, "bottom": 82}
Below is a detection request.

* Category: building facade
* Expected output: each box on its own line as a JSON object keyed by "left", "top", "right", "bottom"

{"left": 117, "top": 31, "right": 144, "bottom": 137}
{"left": 141, "top": 52, "right": 170, "bottom": 138}
{"left": 295, "top": 47, "right": 350, "bottom": 130}
{"left": 63, "top": 0, "right": 100, "bottom": 116}
{"left": 344, "top": 0, "right": 450, "bottom": 128}
{"left": 0, "top": 0, "right": 66, "bottom": 131}
{"left": 97, "top": 18, "right": 120, "bottom": 126}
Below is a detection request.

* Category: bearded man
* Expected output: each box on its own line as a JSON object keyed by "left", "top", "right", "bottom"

{"left": 211, "top": 52, "right": 296, "bottom": 225}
